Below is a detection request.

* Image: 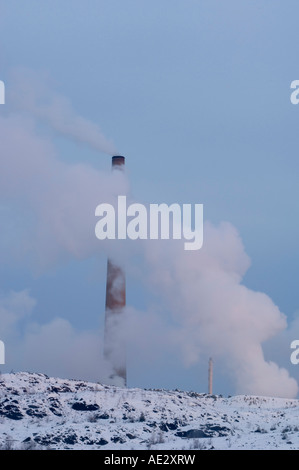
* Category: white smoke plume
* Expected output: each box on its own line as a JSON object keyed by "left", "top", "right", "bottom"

{"left": 0, "top": 290, "right": 110, "bottom": 382}
{"left": 137, "top": 224, "right": 298, "bottom": 398}
{"left": 9, "top": 68, "right": 117, "bottom": 155}
{"left": 0, "top": 114, "right": 128, "bottom": 268}
{"left": 0, "top": 290, "right": 36, "bottom": 335}
{"left": 0, "top": 70, "right": 297, "bottom": 397}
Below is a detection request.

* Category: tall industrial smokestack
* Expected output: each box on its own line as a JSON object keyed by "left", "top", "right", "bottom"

{"left": 104, "top": 156, "right": 127, "bottom": 386}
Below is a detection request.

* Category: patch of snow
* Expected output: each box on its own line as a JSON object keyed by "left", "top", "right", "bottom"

{"left": 0, "top": 372, "right": 298, "bottom": 450}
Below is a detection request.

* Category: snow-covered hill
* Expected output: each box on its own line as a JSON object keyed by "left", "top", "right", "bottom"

{"left": 0, "top": 372, "right": 298, "bottom": 450}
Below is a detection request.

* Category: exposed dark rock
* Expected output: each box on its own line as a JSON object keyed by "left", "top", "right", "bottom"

{"left": 176, "top": 425, "right": 231, "bottom": 439}
{"left": 147, "top": 422, "right": 157, "bottom": 428}
{"left": 159, "top": 423, "right": 169, "bottom": 432}
{"left": 64, "top": 434, "right": 78, "bottom": 445}
{"left": 75, "top": 383, "right": 88, "bottom": 390}
{"left": 0, "top": 401, "right": 23, "bottom": 420}
{"left": 34, "top": 434, "right": 61, "bottom": 446}
{"left": 49, "top": 407, "right": 62, "bottom": 417}
{"left": 71, "top": 402, "right": 99, "bottom": 411}
{"left": 49, "top": 385, "right": 72, "bottom": 393}
{"left": 176, "top": 429, "right": 209, "bottom": 439}
{"left": 26, "top": 408, "right": 47, "bottom": 418}
{"left": 97, "top": 438, "right": 108, "bottom": 446}
{"left": 205, "top": 425, "right": 231, "bottom": 436}
{"left": 111, "top": 436, "right": 126, "bottom": 444}
{"left": 159, "top": 421, "right": 180, "bottom": 432}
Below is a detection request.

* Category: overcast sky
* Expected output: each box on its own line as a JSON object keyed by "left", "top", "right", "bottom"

{"left": 1, "top": 0, "right": 299, "bottom": 397}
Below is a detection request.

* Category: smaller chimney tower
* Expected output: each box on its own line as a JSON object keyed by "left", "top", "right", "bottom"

{"left": 208, "top": 357, "right": 213, "bottom": 395}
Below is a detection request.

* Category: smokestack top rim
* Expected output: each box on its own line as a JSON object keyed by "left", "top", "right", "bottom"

{"left": 112, "top": 155, "right": 125, "bottom": 167}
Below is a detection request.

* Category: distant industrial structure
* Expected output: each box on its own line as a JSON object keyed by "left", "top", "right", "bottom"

{"left": 208, "top": 358, "right": 213, "bottom": 395}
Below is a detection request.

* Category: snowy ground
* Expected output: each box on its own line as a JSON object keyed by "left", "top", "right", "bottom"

{"left": 0, "top": 372, "right": 298, "bottom": 450}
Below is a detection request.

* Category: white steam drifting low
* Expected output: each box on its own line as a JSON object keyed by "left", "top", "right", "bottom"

{"left": 0, "top": 290, "right": 110, "bottom": 383}
{"left": 139, "top": 225, "right": 298, "bottom": 397}
{"left": 0, "top": 69, "right": 297, "bottom": 397}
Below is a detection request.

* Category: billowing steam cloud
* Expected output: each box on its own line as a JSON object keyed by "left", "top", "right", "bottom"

{"left": 10, "top": 68, "right": 117, "bottom": 155}
{"left": 0, "top": 114, "right": 128, "bottom": 268}
{"left": 0, "top": 290, "right": 111, "bottom": 382}
{"left": 139, "top": 225, "right": 298, "bottom": 397}
{"left": 0, "top": 69, "right": 297, "bottom": 398}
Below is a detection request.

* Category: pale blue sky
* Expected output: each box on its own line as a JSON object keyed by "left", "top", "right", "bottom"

{"left": 1, "top": 0, "right": 299, "bottom": 395}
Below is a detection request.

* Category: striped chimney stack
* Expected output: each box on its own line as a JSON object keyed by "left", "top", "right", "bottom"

{"left": 103, "top": 156, "right": 126, "bottom": 386}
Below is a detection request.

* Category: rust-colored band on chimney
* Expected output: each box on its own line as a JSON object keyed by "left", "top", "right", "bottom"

{"left": 105, "top": 260, "right": 126, "bottom": 313}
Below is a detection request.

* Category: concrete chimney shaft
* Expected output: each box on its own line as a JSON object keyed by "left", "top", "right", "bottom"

{"left": 103, "top": 156, "right": 126, "bottom": 386}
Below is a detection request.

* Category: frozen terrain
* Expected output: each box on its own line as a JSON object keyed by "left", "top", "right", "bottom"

{"left": 0, "top": 372, "right": 298, "bottom": 450}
